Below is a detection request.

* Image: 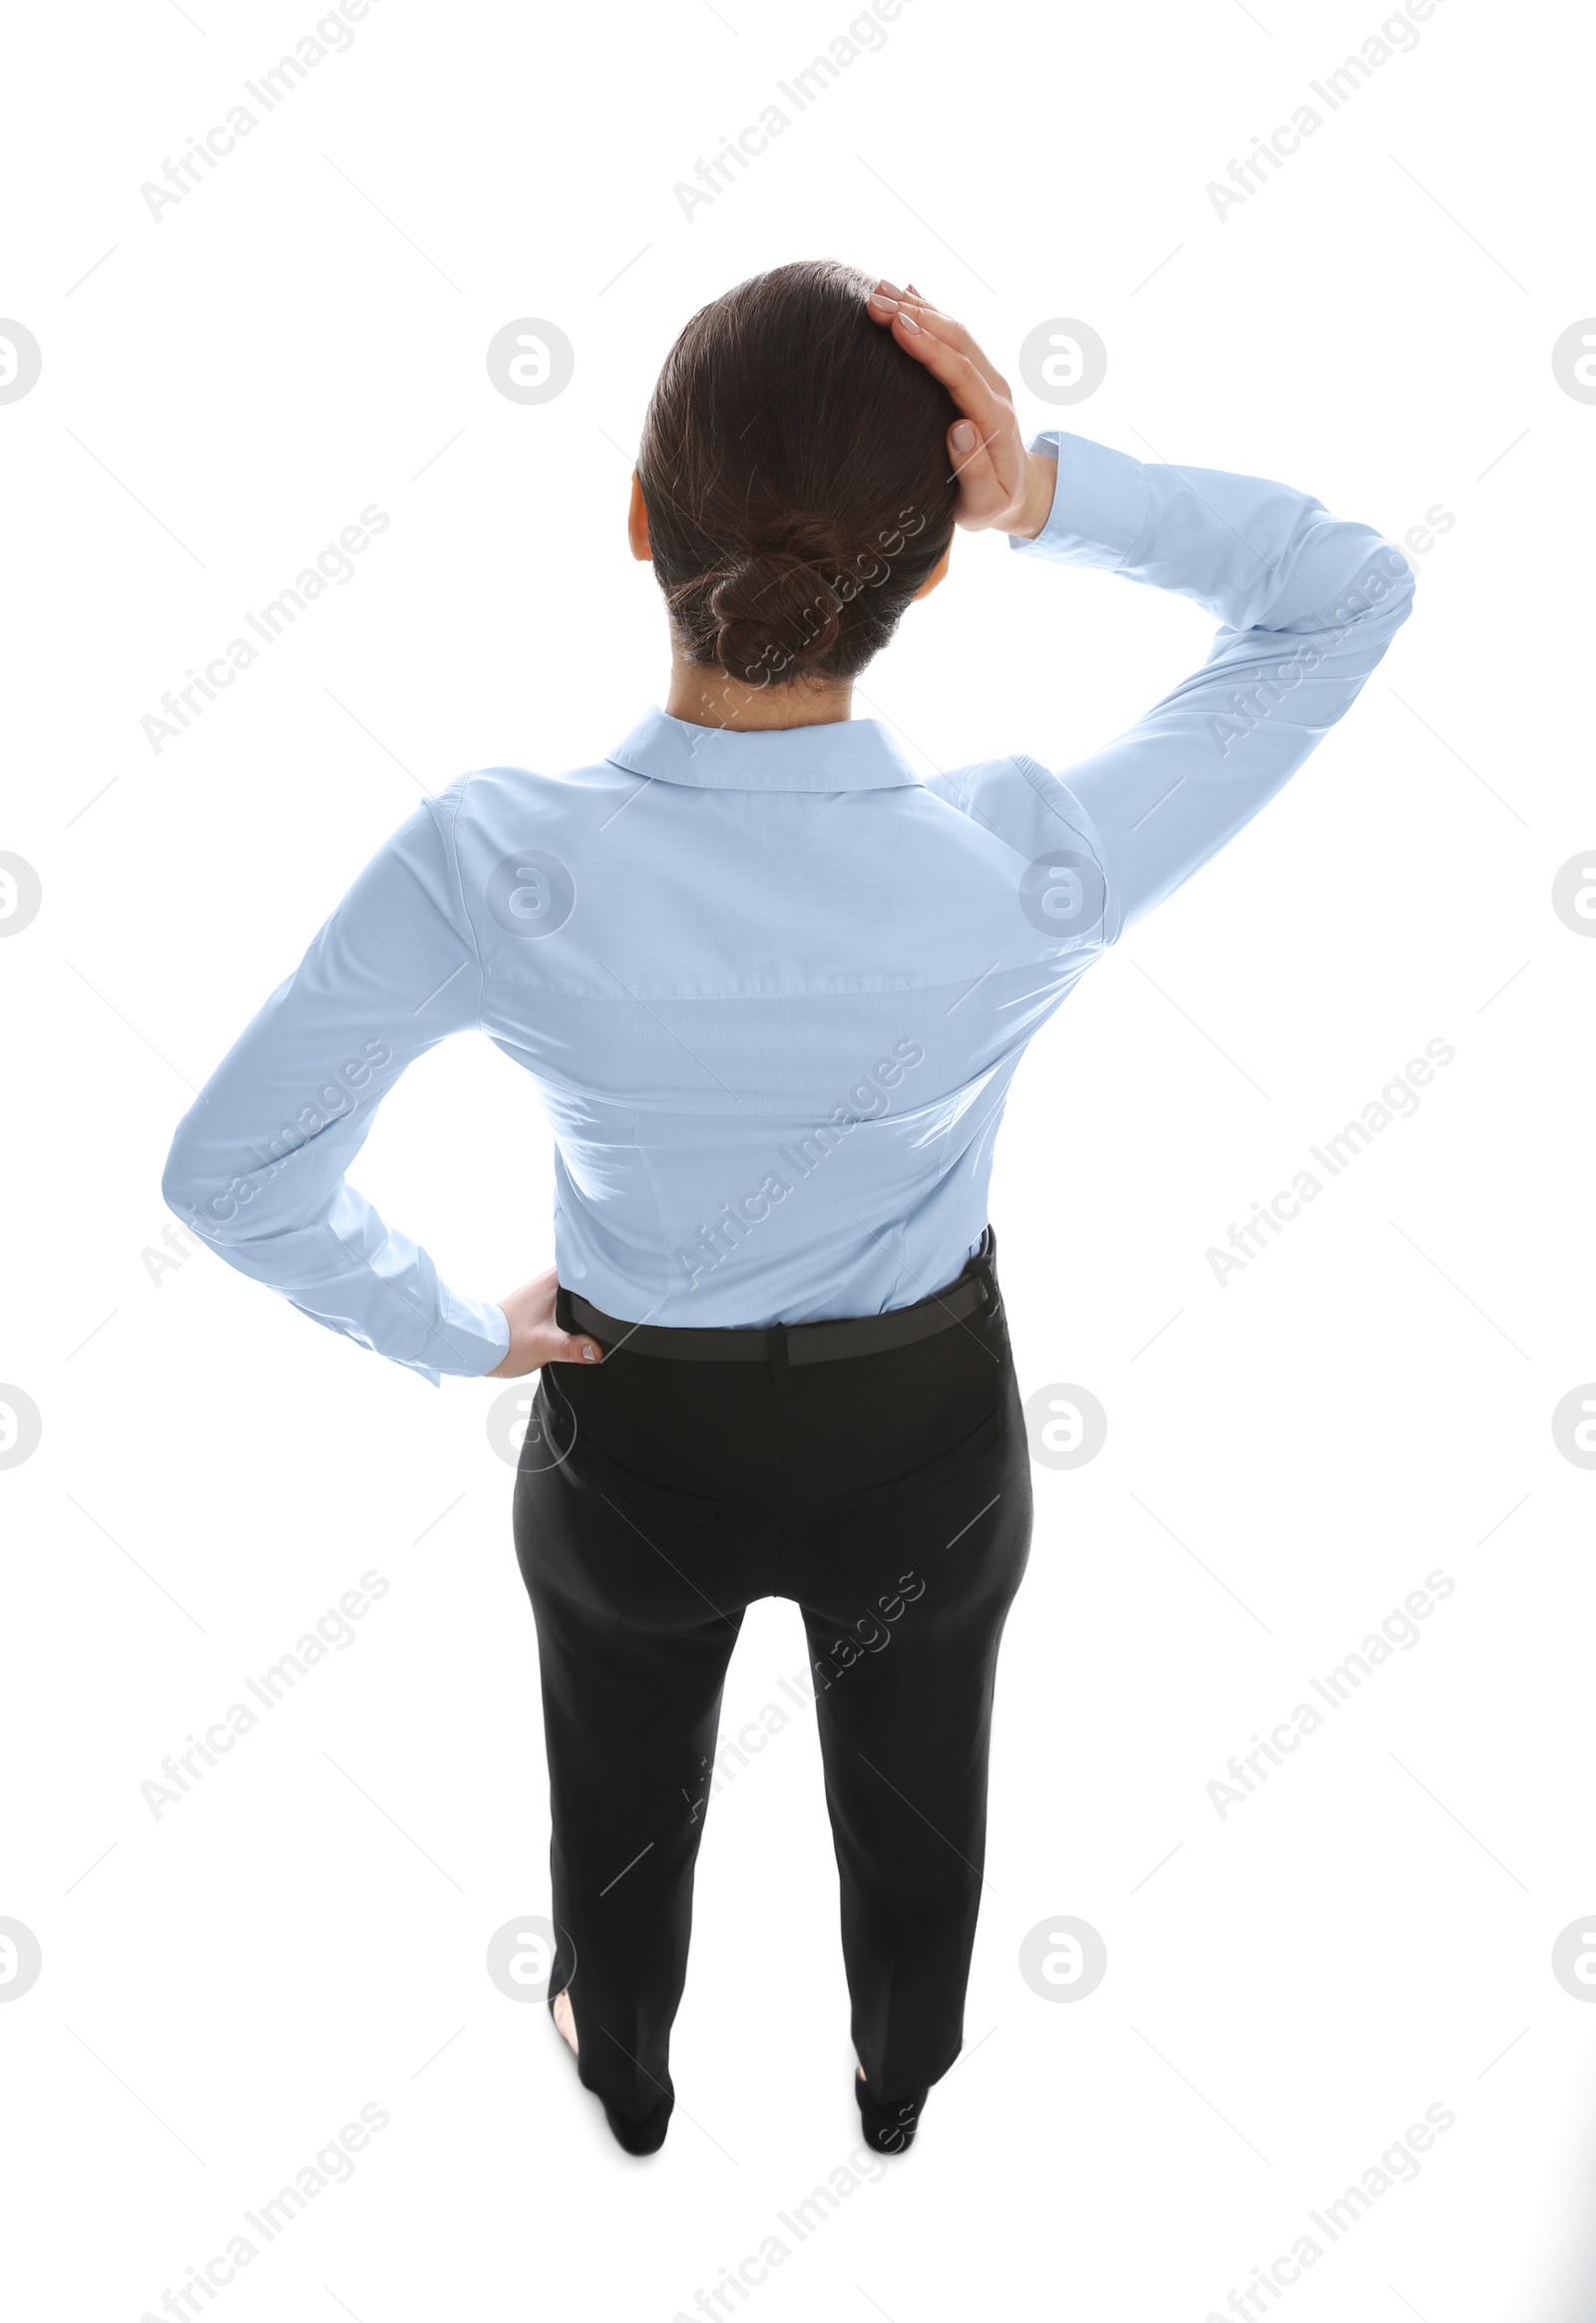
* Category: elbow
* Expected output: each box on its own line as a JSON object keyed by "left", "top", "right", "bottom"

{"left": 1378, "top": 544, "right": 1418, "bottom": 653}
{"left": 164, "top": 1117, "right": 305, "bottom": 1247}
{"left": 161, "top": 1137, "right": 200, "bottom": 1234}
{"left": 162, "top": 1114, "right": 221, "bottom": 1240}
{"left": 1272, "top": 515, "right": 1417, "bottom": 643}
{"left": 1325, "top": 536, "right": 1416, "bottom": 641}
{"left": 1385, "top": 538, "right": 1418, "bottom": 620}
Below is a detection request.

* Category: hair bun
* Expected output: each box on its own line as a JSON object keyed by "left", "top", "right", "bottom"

{"left": 707, "top": 530, "right": 847, "bottom": 686}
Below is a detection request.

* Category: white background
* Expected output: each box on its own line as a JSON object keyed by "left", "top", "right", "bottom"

{"left": 3, "top": 0, "right": 1594, "bottom": 2317}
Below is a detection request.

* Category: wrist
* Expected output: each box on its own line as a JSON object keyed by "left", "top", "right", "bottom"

{"left": 1008, "top": 452, "right": 1057, "bottom": 542}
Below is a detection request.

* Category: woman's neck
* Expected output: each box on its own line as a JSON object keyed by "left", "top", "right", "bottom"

{"left": 663, "top": 656, "right": 854, "bottom": 732}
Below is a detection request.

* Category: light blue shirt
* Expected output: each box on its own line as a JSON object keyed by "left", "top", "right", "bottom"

{"left": 162, "top": 429, "right": 1415, "bottom": 1382}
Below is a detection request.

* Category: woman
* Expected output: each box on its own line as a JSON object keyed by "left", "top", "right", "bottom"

{"left": 162, "top": 260, "right": 1414, "bottom": 2158}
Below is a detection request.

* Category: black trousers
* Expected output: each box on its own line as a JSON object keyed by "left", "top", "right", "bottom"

{"left": 511, "top": 1235, "right": 1032, "bottom": 2130}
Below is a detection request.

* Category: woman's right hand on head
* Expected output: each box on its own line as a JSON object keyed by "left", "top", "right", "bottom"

{"left": 866, "top": 280, "right": 1057, "bottom": 542}
{"left": 488, "top": 1267, "right": 603, "bottom": 1377}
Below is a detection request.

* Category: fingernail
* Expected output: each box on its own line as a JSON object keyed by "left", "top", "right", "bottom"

{"left": 952, "top": 420, "right": 976, "bottom": 451}
{"left": 898, "top": 309, "right": 920, "bottom": 331}
{"left": 583, "top": 1343, "right": 597, "bottom": 1361}
{"left": 876, "top": 277, "right": 905, "bottom": 297}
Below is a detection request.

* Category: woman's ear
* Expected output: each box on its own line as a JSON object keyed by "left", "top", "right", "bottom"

{"left": 628, "top": 472, "right": 651, "bottom": 563}
{"left": 914, "top": 542, "right": 952, "bottom": 600}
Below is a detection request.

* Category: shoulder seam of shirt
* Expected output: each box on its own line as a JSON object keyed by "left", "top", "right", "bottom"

{"left": 921, "top": 768, "right": 1010, "bottom": 844}
{"left": 429, "top": 775, "right": 487, "bottom": 1035}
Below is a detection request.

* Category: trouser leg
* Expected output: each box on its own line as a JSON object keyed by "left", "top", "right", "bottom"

{"left": 792, "top": 1342, "right": 1032, "bottom": 2103}
{"left": 512, "top": 1377, "right": 748, "bottom": 2127}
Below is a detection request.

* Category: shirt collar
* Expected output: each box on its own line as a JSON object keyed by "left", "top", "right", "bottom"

{"left": 605, "top": 704, "right": 923, "bottom": 793}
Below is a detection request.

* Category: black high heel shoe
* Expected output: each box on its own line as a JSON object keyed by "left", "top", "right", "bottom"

{"left": 855, "top": 2067, "right": 928, "bottom": 2154}
{"left": 549, "top": 1990, "right": 672, "bottom": 2156}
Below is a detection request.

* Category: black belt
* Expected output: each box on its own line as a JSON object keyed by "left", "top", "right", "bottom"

{"left": 556, "top": 1229, "right": 999, "bottom": 1365}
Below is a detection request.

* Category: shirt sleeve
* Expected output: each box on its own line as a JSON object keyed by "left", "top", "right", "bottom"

{"left": 161, "top": 777, "right": 512, "bottom": 1386}
{"left": 1004, "top": 427, "right": 1417, "bottom": 941}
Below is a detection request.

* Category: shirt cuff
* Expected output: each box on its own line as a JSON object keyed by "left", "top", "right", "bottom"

{"left": 475, "top": 1295, "right": 513, "bottom": 1373}
{"left": 429, "top": 1291, "right": 512, "bottom": 1379}
{"left": 1009, "top": 429, "right": 1148, "bottom": 571}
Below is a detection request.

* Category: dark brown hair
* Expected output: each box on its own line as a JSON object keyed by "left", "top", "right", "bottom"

{"left": 636, "top": 258, "right": 959, "bottom": 690}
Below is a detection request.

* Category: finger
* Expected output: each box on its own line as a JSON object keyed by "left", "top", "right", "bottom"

{"left": 886, "top": 286, "right": 1013, "bottom": 403}
{"left": 870, "top": 279, "right": 1007, "bottom": 395}
{"left": 892, "top": 302, "right": 1013, "bottom": 411}
{"left": 548, "top": 1331, "right": 603, "bottom": 1364}
{"left": 885, "top": 308, "right": 1013, "bottom": 444}
{"left": 868, "top": 286, "right": 1023, "bottom": 506}
{"left": 868, "top": 278, "right": 945, "bottom": 330}
{"left": 947, "top": 418, "right": 1007, "bottom": 523}
{"left": 893, "top": 296, "right": 1013, "bottom": 401}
